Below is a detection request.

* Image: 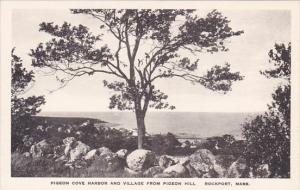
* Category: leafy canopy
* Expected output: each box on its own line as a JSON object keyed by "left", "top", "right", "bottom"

{"left": 30, "top": 9, "right": 243, "bottom": 112}
{"left": 11, "top": 49, "right": 45, "bottom": 151}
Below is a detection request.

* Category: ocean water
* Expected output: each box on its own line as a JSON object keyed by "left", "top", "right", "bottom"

{"left": 38, "top": 111, "right": 257, "bottom": 139}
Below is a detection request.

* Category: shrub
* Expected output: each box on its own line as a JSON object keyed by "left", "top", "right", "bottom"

{"left": 242, "top": 43, "right": 290, "bottom": 178}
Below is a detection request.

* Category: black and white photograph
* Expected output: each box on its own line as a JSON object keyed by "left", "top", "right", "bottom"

{"left": 1, "top": 1, "right": 300, "bottom": 190}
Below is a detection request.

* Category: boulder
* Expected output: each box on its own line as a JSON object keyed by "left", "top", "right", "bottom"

{"left": 84, "top": 149, "right": 98, "bottom": 160}
{"left": 98, "top": 147, "right": 112, "bottom": 156}
{"left": 57, "top": 127, "right": 63, "bottom": 133}
{"left": 189, "top": 149, "right": 220, "bottom": 177}
{"left": 45, "top": 126, "right": 54, "bottom": 133}
{"left": 22, "top": 152, "right": 31, "bottom": 157}
{"left": 63, "top": 137, "right": 76, "bottom": 146}
{"left": 126, "top": 149, "right": 156, "bottom": 171}
{"left": 163, "top": 164, "right": 190, "bottom": 177}
{"left": 30, "top": 139, "right": 52, "bottom": 158}
{"left": 69, "top": 141, "right": 91, "bottom": 161}
{"left": 159, "top": 155, "right": 176, "bottom": 168}
{"left": 64, "top": 144, "right": 72, "bottom": 156}
{"left": 179, "top": 157, "right": 190, "bottom": 166}
{"left": 116, "top": 149, "right": 128, "bottom": 159}
{"left": 143, "top": 166, "right": 164, "bottom": 177}
{"left": 226, "top": 157, "right": 248, "bottom": 178}
{"left": 36, "top": 125, "right": 44, "bottom": 132}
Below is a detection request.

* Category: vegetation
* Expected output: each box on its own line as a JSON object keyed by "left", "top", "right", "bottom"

{"left": 242, "top": 43, "right": 291, "bottom": 178}
{"left": 11, "top": 49, "right": 45, "bottom": 152}
{"left": 30, "top": 9, "right": 244, "bottom": 148}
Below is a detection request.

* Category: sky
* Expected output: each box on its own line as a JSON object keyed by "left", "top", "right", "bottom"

{"left": 11, "top": 9, "right": 291, "bottom": 112}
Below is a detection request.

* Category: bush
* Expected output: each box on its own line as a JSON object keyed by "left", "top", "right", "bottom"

{"left": 242, "top": 43, "right": 290, "bottom": 178}
{"left": 11, "top": 152, "right": 60, "bottom": 177}
{"left": 147, "top": 133, "right": 181, "bottom": 155}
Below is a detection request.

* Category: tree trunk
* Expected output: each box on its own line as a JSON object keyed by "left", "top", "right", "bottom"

{"left": 135, "top": 110, "right": 146, "bottom": 149}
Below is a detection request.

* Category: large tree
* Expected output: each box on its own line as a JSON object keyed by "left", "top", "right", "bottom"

{"left": 30, "top": 9, "right": 243, "bottom": 149}
{"left": 11, "top": 48, "right": 45, "bottom": 152}
{"left": 242, "top": 43, "right": 291, "bottom": 177}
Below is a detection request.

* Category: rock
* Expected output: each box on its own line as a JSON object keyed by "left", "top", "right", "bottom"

{"left": 22, "top": 152, "right": 31, "bottom": 157}
{"left": 179, "top": 157, "right": 190, "bottom": 166}
{"left": 75, "top": 131, "right": 83, "bottom": 136}
{"left": 36, "top": 125, "right": 44, "bottom": 132}
{"left": 163, "top": 164, "right": 190, "bottom": 177}
{"left": 159, "top": 155, "right": 176, "bottom": 168}
{"left": 98, "top": 147, "right": 112, "bottom": 156}
{"left": 226, "top": 157, "right": 248, "bottom": 178}
{"left": 189, "top": 149, "right": 218, "bottom": 177}
{"left": 69, "top": 141, "right": 91, "bottom": 161}
{"left": 84, "top": 149, "right": 98, "bottom": 160}
{"left": 57, "top": 127, "right": 63, "bottom": 132}
{"left": 63, "top": 137, "right": 76, "bottom": 146}
{"left": 116, "top": 149, "right": 128, "bottom": 159}
{"left": 143, "top": 166, "right": 164, "bottom": 177}
{"left": 213, "top": 161, "right": 226, "bottom": 177}
{"left": 126, "top": 149, "right": 156, "bottom": 171}
{"left": 30, "top": 139, "right": 52, "bottom": 158}
{"left": 45, "top": 126, "right": 54, "bottom": 133}
{"left": 64, "top": 144, "right": 72, "bottom": 156}
{"left": 65, "top": 127, "right": 73, "bottom": 134}
{"left": 123, "top": 167, "right": 143, "bottom": 177}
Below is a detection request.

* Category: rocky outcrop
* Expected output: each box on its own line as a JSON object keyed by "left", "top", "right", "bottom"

{"left": 226, "top": 157, "right": 248, "bottom": 178}
{"left": 116, "top": 149, "right": 128, "bottom": 159}
{"left": 159, "top": 155, "right": 176, "bottom": 168}
{"left": 63, "top": 137, "right": 76, "bottom": 146}
{"left": 163, "top": 163, "right": 190, "bottom": 177}
{"left": 126, "top": 149, "right": 156, "bottom": 171}
{"left": 98, "top": 147, "right": 112, "bottom": 156}
{"left": 84, "top": 149, "right": 98, "bottom": 160}
{"left": 189, "top": 149, "right": 224, "bottom": 177}
{"left": 63, "top": 137, "right": 76, "bottom": 156}
{"left": 22, "top": 152, "right": 31, "bottom": 157}
{"left": 69, "top": 141, "right": 91, "bottom": 161}
{"left": 30, "top": 139, "right": 52, "bottom": 158}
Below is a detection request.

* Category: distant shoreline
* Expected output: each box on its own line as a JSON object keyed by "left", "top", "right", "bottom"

{"left": 36, "top": 112, "right": 255, "bottom": 139}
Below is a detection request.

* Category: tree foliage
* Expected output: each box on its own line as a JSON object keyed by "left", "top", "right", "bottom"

{"left": 242, "top": 43, "right": 291, "bottom": 178}
{"left": 30, "top": 9, "right": 243, "bottom": 148}
{"left": 11, "top": 49, "right": 45, "bottom": 152}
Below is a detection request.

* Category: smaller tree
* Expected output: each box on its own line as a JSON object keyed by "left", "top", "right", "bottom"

{"left": 242, "top": 43, "right": 291, "bottom": 178}
{"left": 11, "top": 48, "right": 45, "bottom": 152}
